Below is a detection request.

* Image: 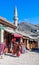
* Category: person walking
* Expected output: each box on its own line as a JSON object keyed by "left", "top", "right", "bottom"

{"left": 21, "top": 43, "right": 26, "bottom": 53}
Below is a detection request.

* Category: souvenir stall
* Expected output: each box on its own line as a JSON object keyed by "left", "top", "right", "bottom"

{"left": 11, "top": 34, "right": 23, "bottom": 56}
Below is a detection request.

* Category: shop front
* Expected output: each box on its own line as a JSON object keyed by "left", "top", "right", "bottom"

{"left": 4, "top": 33, "right": 23, "bottom": 53}
{"left": 9, "top": 33, "right": 23, "bottom": 56}
{"left": 4, "top": 31, "right": 13, "bottom": 53}
{"left": 0, "top": 18, "right": 17, "bottom": 54}
{"left": 13, "top": 34, "right": 23, "bottom": 43}
{"left": 27, "top": 39, "right": 38, "bottom": 50}
{"left": 0, "top": 25, "right": 23, "bottom": 54}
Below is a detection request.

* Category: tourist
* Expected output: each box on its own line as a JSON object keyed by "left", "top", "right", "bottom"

{"left": 21, "top": 42, "right": 26, "bottom": 53}
{"left": 10, "top": 39, "right": 14, "bottom": 53}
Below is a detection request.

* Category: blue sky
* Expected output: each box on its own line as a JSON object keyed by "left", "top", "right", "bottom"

{"left": 0, "top": 0, "right": 39, "bottom": 24}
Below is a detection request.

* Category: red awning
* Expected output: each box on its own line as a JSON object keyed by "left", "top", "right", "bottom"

{"left": 13, "top": 34, "right": 23, "bottom": 38}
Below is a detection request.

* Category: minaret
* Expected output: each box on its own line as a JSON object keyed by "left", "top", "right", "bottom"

{"left": 14, "top": 6, "right": 18, "bottom": 27}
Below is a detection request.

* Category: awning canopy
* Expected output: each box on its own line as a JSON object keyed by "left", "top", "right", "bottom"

{"left": 4, "top": 27, "right": 16, "bottom": 34}
{"left": 13, "top": 34, "right": 23, "bottom": 38}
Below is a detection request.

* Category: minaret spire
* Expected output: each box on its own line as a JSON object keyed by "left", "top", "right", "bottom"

{"left": 14, "top": 6, "right": 18, "bottom": 27}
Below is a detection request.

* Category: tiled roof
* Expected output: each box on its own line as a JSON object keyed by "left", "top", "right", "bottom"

{"left": 0, "top": 16, "right": 17, "bottom": 29}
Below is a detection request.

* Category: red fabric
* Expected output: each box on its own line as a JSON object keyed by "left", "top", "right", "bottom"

{"left": 13, "top": 38, "right": 16, "bottom": 41}
{"left": 11, "top": 39, "right": 14, "bottom": 42}
{"left": 0, "top": 44, "right": 6, "bottom": 54}
{"left": 17, "top": 51, "right": 21, "bottom": 56}
{"left": 14, "top": 34, "right": 23, "bottom": 38}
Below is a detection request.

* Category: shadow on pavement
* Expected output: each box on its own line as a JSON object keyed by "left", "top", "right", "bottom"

{"left": 31, "top": 48, "right": 39, "bottom": 53}
{"left": 5, "top": 53, "right": 18, "bottom": 57}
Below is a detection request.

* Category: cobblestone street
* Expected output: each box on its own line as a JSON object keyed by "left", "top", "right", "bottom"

{"left": 0, "top": 51, "right": 39, "bottom": 65}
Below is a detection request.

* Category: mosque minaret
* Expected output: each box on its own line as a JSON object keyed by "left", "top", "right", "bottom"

{"left": 14, "top": 6, "right": 18, "bottom": 27}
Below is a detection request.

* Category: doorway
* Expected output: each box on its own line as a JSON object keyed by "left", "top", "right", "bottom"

{"left": 4, "top": 31, "right": 13, "bottom": 53}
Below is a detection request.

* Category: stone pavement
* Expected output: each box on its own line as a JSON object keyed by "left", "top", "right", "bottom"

{"left": 0, "top": 51, "right": 39, "bottom": 65}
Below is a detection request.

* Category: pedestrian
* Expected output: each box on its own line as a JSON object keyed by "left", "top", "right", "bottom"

{"left": 21, "top": 43, "right": 26, "bottom": 53}
{"left": 10, "top": 39, "right": 14, "bottom": 53}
